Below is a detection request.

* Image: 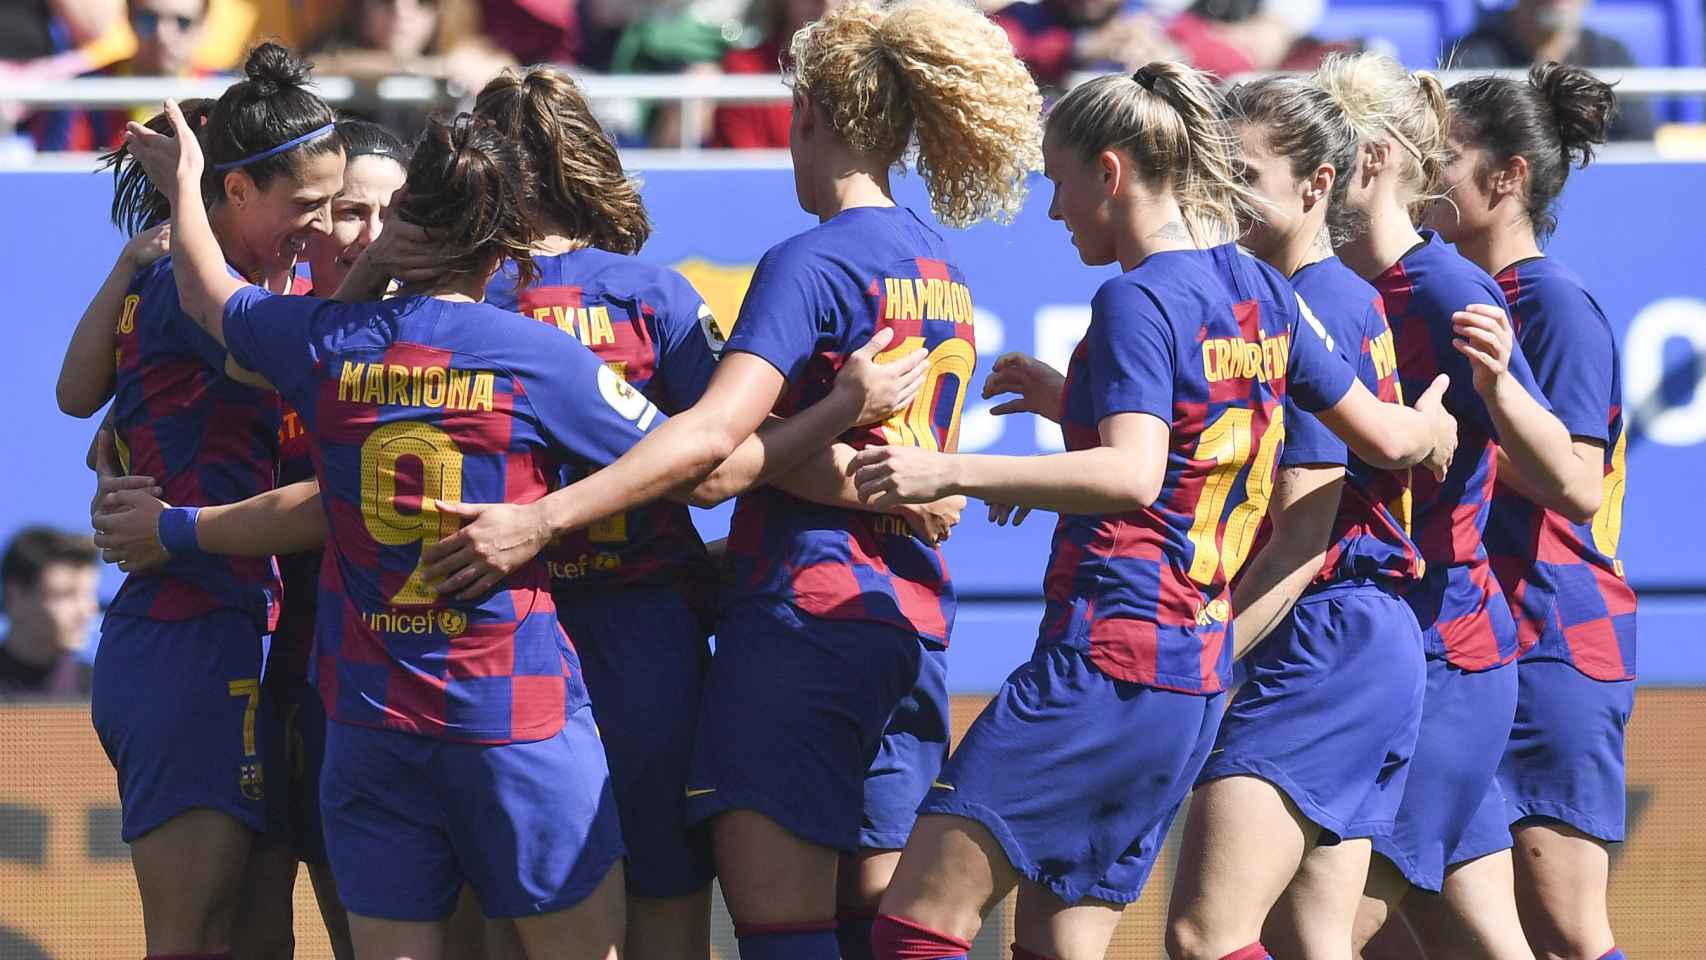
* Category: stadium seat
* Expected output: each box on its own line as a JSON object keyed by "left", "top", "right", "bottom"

{"left": 1585, "top": 0, "right": 1706, "bottom": 121}
{"left": 1315, "top": 5, "right": 1444, "bottom": 68}
{"left": 1327, "top": 0, "right": 1480, "bottom": 38}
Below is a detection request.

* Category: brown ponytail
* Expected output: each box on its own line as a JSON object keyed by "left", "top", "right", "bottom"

{"left": 394, "top": 113, "right": 542, "bottom": 289}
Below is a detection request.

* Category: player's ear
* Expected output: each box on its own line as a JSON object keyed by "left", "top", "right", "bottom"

{"left": 223, "top": 169, "right": 255, "bottom": 210}
{"left": 1493, "top": 153, "right": 1528, "bottom": 200}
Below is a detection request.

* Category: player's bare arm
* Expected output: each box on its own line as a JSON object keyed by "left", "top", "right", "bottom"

{"left": 1315, "top": 373, "right": 1457, "bottom": 479}
{"left": 1228, "top": 464, "right": 1346, "bottom": 658}
{"left": 59, "top": 222, "right": 172, "bottom": 418}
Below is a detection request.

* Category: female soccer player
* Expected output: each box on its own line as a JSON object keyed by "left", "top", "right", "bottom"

{"left": 841, "top": 61, "right": 1456, "bottom": 960}
{"left": 1162, "top": 75, "right": 1429, "bottom": 960}
{"left": 66, "top": 45, "right": 343, "bottom": 960}
{"left": 1430, "top": 63, "right": 1634, "bottom": 960}
{"left": 1311, "top": 52, "right": 1592, "bottom": 960}
{"left": 415, "top": 5, "right": 1043, "bottom": 958}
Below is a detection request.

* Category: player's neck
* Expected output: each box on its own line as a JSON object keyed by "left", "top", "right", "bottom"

{"left": 813, "top": 165, "right": 895, "bottom": 222}
{"left": 1337, "top": 203, "right": 1422, "bottom": 281}
{"left": 1276, "top": 224, "right": 1334, "bottom": 278}
{"left": 1459, "top": 225, "right": 1544, "bottom": 278}
{"left": 1115, "top": 194, "right": 1194, "bottom": 271}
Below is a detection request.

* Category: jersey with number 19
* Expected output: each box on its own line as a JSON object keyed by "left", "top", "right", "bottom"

{"left": 219, "top": 287, "right": 667, "bottom": 745}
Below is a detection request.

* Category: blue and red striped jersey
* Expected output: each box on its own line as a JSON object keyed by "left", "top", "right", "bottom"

{"left": 486, "top": 249, "right": 720, "bottom": 612}
{"left": 222, "top": 287, "right": 667, "bottom": 744}
{"left": 1374, "top": 231, "right": 1549, "bottom": 670}
{"left": 1279, "top": 257, "right": 1423, "bottom": 586}
{"left": 1486, "top": 257, "right": 1636, "bottom": 681}
{"left": 723, "top": 206, "right": 975, "bottom": 644}
{"left": 1039, "top": 245, "right": 1356, "bottom": 694}
{"left": 108, "top": 257, "right": 280, "bottom": 631}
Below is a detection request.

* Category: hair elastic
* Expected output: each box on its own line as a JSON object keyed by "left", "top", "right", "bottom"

{"left": 214, "top": 123, "right": 337, "bottom": 172}
{"left": 1133, "top": 67, "right": 1158, "bottom": 91}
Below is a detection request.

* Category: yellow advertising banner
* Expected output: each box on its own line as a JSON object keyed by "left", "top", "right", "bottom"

{"left": 2, "top": 692, "right": 1701, "bottom": 959}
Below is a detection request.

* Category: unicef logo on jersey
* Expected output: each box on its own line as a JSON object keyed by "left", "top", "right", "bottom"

{"left": 437, "top": 608, "right": 469, "bottom": 637}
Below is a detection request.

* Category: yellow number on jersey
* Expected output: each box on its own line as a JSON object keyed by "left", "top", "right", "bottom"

{"left": 874, "top": 336, "right": 975, "bottom": 453}
{"left": 360, "top": 421, "right": 465, "bottom": 605}
{"left": 1593, "top": 431, "right": 1629, "bottom": 576}
{"left": 1186, "top": 408, "right": 1286, "bottom": 585}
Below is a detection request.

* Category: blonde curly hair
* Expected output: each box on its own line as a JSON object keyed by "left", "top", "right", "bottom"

{"left": 786, "top": 0, "right": 1042, "bottom": 228}
{"left": 1313, "top": 52, "right": 1452, "bottom": 210}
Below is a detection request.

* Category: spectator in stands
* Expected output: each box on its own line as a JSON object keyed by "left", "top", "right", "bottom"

{"left": 711, "top": 0, "right": 837, "bottom": 148}
{"left": 50, "top": 0, "right": 213, "bottom": 150}
{"left": 0, "top": 527, "right": 99, "bottom": 697}
{"left": 309, "top": 0, "right": 512, "bottom": 132}
{"left": 1447, "top": 0, "right": 1656, "bottom": 140}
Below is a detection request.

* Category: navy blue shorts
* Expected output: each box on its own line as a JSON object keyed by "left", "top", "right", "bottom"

{"left": 1199, "top": 583, "right": 1426, "bottom": 841}
{"left": 922, "top": 644, "right": 1222, "bottom": 906}
{"left": 558, "top": 586, "right": 715, "bottom": 898}
{"left": 1498, "top": 658, "right": 1633, "bottom": 843}
{"left": 687, "top": 602, "right": 948, "bottom": 853}
{"left": 1373, "top": 655, "right": 1518, "bottom": 892}
{"left": 266, "top": 673, "right": 329, "bottom": 864}
{"left": 320, "top": 707, "right": 624, "bottom": 921}
{"left": 91, "top": 611, "right": 269, "bottom": 842}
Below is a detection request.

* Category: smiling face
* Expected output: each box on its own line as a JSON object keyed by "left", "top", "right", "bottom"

{"left": 1042, "top": 129, "right": 1119, "bottom": 267}
{"left": 306, "top": 154, "right": 407, "bottom": 293}
{"left": 226, "top": 147, "right": 345, "bottom": 277}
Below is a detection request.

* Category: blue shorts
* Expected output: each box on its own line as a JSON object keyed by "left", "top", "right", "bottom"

{"left": 1372, "top": 655, "right": 1518, "bottom": 892}
{"left": 1498, "top": 658, "right": 1633, "bottom": 843}
{"left": 320, "top": 708, "right": 624, "bottom": 921}
{"left": 687, "top": 602, "right": 948, "bottom": 853}
{"left": 922, "top": 644, "right": 1222, "bottom": 906}
{"left": 91, "top": 611, "right": 269, "bottom": 842}
{"left": 265, "top": 673, "right": 329, "bottom": 864}
{"left": 1199, "top": 582, "right": 1426, "bottom": 842}
{"left": 558, "top": 586, "right": 715, "bottom": 898}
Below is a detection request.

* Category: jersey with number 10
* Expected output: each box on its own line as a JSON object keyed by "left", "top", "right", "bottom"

{"left": 1374, "top": 231, "right": 1550, "bottom": 670}
{"left": 486, "top": 250, "right": 721, "bottom": 612}
{"left": 1040, "top": 245, "right": 1356, "bottom": 694}
{"left": 724, "top": 206, "right": 974, "bottom": 644}
{"left": 221, "top": 288, "right": 666, "bottom": 744}
{"left": 1485, "top": 257, "right": 1636, "bottom": 680}
{"left": 108, "top": 257, "right": 280, "bottom": 631}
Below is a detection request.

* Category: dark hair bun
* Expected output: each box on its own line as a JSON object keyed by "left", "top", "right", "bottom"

{"left": 243, "top": 42, "right": 313, "bottom": 99}
{"left": 1529, "top": 61, "right": 1616, "bottom": 167}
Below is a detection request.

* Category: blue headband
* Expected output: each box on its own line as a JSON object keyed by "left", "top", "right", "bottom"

{"left": 213, "top": 123, "right": 336, "bottom": 172}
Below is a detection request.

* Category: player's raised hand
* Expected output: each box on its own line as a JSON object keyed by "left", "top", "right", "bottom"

{"left": 982, "top": 352, "right": 1065, "bottom": 422}
{"left": 1452, "top": 304, "right": 1515, "bottom": 393}
{"left": 123, "top": 221, "right": 172, "bottom": 270}
{"left": 848, "top": 445, "right": 958, "bottom": 509}
{"left": 987, "top": 501, "right": 1032, "bottom": 527}
{"left": 359, "top": 219, "right": 442, "bottom": 287}
{"left": 420, "top": 500, "right": 551, "bottom": 600}
{"left": 92, "top": 487, "right": 172, "bottom": 573}
{"left": 123, "top": 98, "right": 204, "bottom": 203}
{"left": 1413, "top": 373, "right": 1458, "bottom": 481}
{"left": 898, "top": 495, "right": 965, "bottom": 545}
{"left": 835, "top": 327, "right": 929, "bottom": 427}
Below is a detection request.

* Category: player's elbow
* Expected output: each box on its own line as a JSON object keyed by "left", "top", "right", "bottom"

{"left": 56, "top": 380, "right": 105, "bottom": 419}
{"left": 1558, "top": 482, "right": 1602, "bottom": 526}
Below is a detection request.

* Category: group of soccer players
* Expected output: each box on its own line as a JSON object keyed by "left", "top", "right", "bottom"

{"left": 57, "top": 1, "right": 1635, "bottom": 959}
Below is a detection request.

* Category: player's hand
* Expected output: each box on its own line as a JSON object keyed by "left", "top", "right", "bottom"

{"left": 123, "top": 221, "right": 172, "bottom": 270}
{"left": 986, "top": 501, "right": 1033, "bottom": 527}
{"left": 357, "top": 219, "right": 442, "bottom": 287}
{"left": 897, "top": 495, "right": 964, "bottom": 546}
{"left": 419, "top": 500, "right": 550, "bottom": 600}
{"left": 1413, "top": 373, "right": 1457, "bottom": 482}
{"left": 834, "top": 327, "right": 929, "bottom": 427}
{"left": 124, "top": 98, "right": 203, "bottom": 203}
{"left": 89, "top": 430, "right": 160, "bottom": 517}
{"left": 848, "top": 445, "right": 958, "bottom": 509}
{"left": 92, "top": 487, "right": 172, "bottom": 573}
{"left": 982, "top": 352, "right": 1065, "bottom": 423}
{"left": 1452, "top": 304, "right": 1515, "bottom": 393}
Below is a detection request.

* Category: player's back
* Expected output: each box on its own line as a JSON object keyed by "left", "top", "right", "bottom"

{"left": 724, "top": 205, "right": 977, "bottom": 644}
{"left": 1286, "top": 257, "right": 1424, "bottom": 586}
{"left": 486, "top": 249, "right": 719, "bottom": 606}
{"left": 109, "top": 256, "right": 280, "bottom": 628}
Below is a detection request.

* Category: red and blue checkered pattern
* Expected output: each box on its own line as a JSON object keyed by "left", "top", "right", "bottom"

{"left": 107, "top": 257, "right": 280, "bottom": 631}
{"left": 1375, "top": 232, "right": 1550, "bottom": 670}
{"left": 723, "top": 207, "right": 974, "bottom": 644}
{"left": 222, "top": 289, "right": 665, "bottom": 744}
{"left": 1486, "top": 258, "right": 1636, "bottom": 681}
{"left": 1040, "top": 246, "right": 1356, "bottom": 694}
{"left": 486, "top": 249, "right": 720, "bottom": 613}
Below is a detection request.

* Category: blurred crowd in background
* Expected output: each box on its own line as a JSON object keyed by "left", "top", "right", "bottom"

{"left": 0, "top": 0, "right": 1696, "bottom": 151}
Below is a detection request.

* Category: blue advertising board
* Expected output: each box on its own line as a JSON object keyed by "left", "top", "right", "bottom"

{"left": 1, "top": 162, "right": 1701, "bottom": 686}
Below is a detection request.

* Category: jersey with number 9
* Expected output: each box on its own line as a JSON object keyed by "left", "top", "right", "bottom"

{"left": 723, "top": 205, "right": 975, "bottom": 644}
{"left": 219, "top": 287, "right": 668, "bottom": 744}
{"left": 1040, "top": 245, "right": 1356, "bottom": 695}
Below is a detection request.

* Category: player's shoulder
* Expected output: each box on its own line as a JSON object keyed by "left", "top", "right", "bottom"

{"left": 1292, "top": 257, "right": 1384, "bottom": 339}
{"left": 1503, "top": 256, "right": 1612, "bottom": 342}
{"left": 1410, "top": 232, "right": 1506, "bottom": 307}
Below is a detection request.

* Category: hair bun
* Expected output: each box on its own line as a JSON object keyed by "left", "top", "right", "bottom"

{"left": 1529, "top": 61, "right": 1615, "bottom": 166}
{"left": 243, "top": 42, "right": 312, "bottom": 99}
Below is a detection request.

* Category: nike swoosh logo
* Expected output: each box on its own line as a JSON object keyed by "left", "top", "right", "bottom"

{"left": 685, "top": 788, "right": 716, "bottom": 798}
{"left": 931, "top": 781, "right": 956, "bottom": 792}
